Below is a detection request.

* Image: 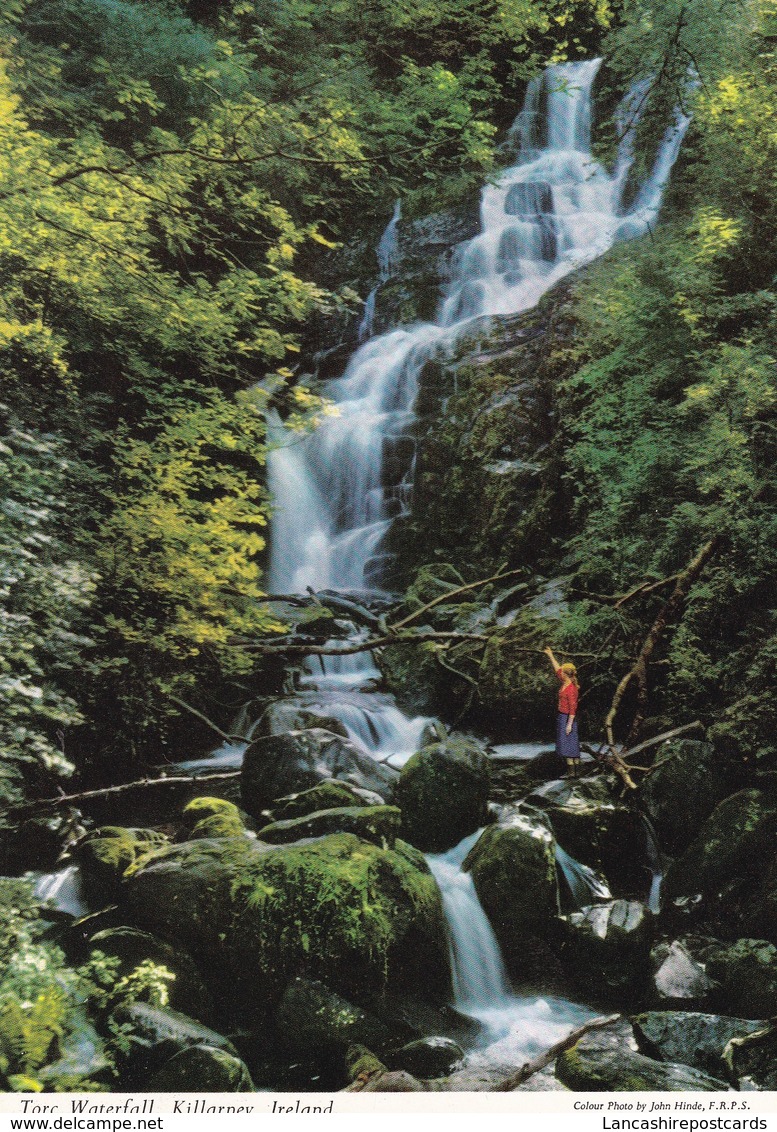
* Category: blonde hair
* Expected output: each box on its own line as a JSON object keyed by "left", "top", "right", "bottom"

{"left": 560, "top": 662, "right": 579, "bottom": 688}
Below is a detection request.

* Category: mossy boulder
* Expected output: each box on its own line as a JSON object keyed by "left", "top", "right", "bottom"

{"left": 641, "top": 741, "right": 738, "bottom": 856}
{"left": 464, "top": 811, "right": 558, "bottom": 973}
{"left": 396, "top": 737, "right": 490, "bottom": 852}
{"left": 88, "top": 927, "right": 215, "bottom": 1025}
{"left": 561, "top": 901, "right": 654, "bottom": 1003}
{"left": 179, "top": 797, "right": 246, "bottom": 841}
{"left": 665, "top": 790, "right": 777, "bottom": 901}
{"left": 275, "top": 977, "right": 393, "bottom": 1063}
{"left": 705, "top": 939, "right": 777, "bottom": 1018}
{"left": 241, "top": 728, "right": 396, "bottom": 818}
{"left": 270, "top": 780, "right": 377, "bottom": 820}
{"left": 556, "top": 1021, "right": 727, "bottom": 1091}
{"left": 123, "top": 833, "right": 449, "bottom": 1009}
{"left": 258, "top": 805, "right": 401, "bottom": 847}
{"left": 632, "top": 1011, "right": 764, "bottom": 1082}
{"left": 76, "top": 826, "right": 169, "bottom": 901}
{"left": 147, "top": 1046, "right": 254, "bottom": 1092}
{"left": 261, "top": 698, "right": 349, "bottom": 739}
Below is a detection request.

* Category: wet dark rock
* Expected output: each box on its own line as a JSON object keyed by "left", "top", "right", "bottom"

{"left": 261, "top": 699, "right": 349, "bottom": 739}
{"left": 705, "top": 939, "right": 777, "bottom": 1018}
{"left": 241, "top": 728, "right": 397, "bottom": 818}
{"left": 397, "top": 737, "right": 490, "bottom": 852}
{"left": 649, "top": 939, "right": 715, "bottom": 1008}
{"left": 110, "top": 1003, "right": 237, "bottom": 1082}
{"left": 385, "top": 1036, "right": 464, "bottom": 1079}
{"left": 526, "top": 777, "right": 647, "bottom": 894}
{"left": 258, "top": 804, "right": 401, "bottom": 847}
{"left": 632, "top": 1011, "right": 764, "bottom": 1081}
{"left": 641, "top": 741, "right": 738, "bottom": 856}
{"left": 556, "top": 1020, "right": 728, "bottom": 1091}
{"left": 89, "top": 927, "right": 215, "bottom": 1024}
{"left": 147, "top": 1046, "right": 254, "bottom": 1092}
{"left": 465, "top": 810, "right": 559, "bottom": 973}
{"left": 276, "top": 978, "right": 393, "bottom": 1062}
{"left": 562, "top": 900, "right": 654, "bottom": 1002}
{"left": 354, "top": 1068, "right": 429, "bottom": 1092}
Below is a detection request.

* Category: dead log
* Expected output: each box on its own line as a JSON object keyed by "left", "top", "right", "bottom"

{"left": 389, "top": 567, "right": 526, "bottom": 632}
{"left": 168, "top": 695, "right": 250, "bottom": 744}
{"left": 605, "top": 536, "right": 722, "bottom": 750}
{"left": 490, "top": 1013, "right": 621, "bottom": 1091}
{"left": 17, "top": 770, "right": 241, "bottom": 814}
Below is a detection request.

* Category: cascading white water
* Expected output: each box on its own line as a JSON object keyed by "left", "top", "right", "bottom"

{"left": 555, "top": 843, "right": 612, "bottom": 909}
{"left": 358, "top": 200, "right": 402, "bottom": 342}
{"left": 427, "top": 829, "right": 597, "bottom": 1067}
{"left": 266, "top": 58, "right": 691, "bottom": 766}
{"left": 34, "top": 864, "right": 89, "bottom": 919}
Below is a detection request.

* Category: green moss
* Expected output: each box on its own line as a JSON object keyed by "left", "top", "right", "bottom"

{"left": 271, "top": 781, "right": 370, "bottom": 821}
{"left": 345, "top": 1044, "right": 386, "bottom": 1082}
{"left": 179, "top": 797, "right": 246, "bottom": 841}
{"left": 228, "top": 833, "right": 446, "bottom": 995}
{"left": 79, "top": 827, "right": 169, "bottom": 888}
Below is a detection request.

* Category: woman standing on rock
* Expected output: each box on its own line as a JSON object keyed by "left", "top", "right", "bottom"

{"left": 543, "top": 646, "right": 581, "bottom": 778}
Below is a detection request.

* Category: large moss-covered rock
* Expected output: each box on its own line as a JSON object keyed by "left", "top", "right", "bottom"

{"left": 179, "top": 797, "right": 246, "bottom": 841}
{"left": 397, "top": 738, "right": 489, "bottom": 852}
{"left": 147, "top": 1046, "right": 254, "bottom": 1092}
{"left": 665, "top": 790, "right": 777, "bottom": 901}
{"left": 123, "top": 833, "right": 449, "bottom": 1009}
{"left": 241, "top": 728, "right": 396, "bottom": 818}
{"left": 76, "top": 826, "right": 169, "bottom": 902}
{"left": 258, "top": 805, "right": 401, "bottom": 847}
{"left": 464, "top": 811, "right": 558, "bottom": 972}
{"left": 556, "top": 1021, "right": 727, "bottom": 1091}
{"left": 705, "top": 939, "right": 777, "bottom": 1018}
{"left": 632, "top": 1011, "right": 764, "bottom": 1081}
{"left": 641, "top": 741, "right": 738, "bottom": 856}
{"left": 275, "top": 978, "right": 393, "bottom": 1061}
{"left": 561, "top": 901, "right": 654, "bottom": 1003}
{"left": 89, "top": 927, "right": 215, "bottom": 1024}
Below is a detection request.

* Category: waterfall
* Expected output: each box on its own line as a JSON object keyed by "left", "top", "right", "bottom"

{"left": 267, "top": 58, "right": 690, "bottom": 769}
{"left": 642, "top": 815, "right": 664, "bottom": 913}
{"left": 427, "top": 829, "right": 598, "bottom": 1066}
{"left": 34, "top": 864, "right": 89, "bottom": 919}
{"left": 555, "top": 843, "right": 611, "bottom": 910}
{"left": 426, "top": 830, "right": 512, "bottom": 1014}
{"left": 358, "top": 200, "right": 402, "bottom": 343}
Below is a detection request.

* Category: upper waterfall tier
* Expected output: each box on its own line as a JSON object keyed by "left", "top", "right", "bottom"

{"left": 268, "top": 59, "right": 690, "bottom": 599}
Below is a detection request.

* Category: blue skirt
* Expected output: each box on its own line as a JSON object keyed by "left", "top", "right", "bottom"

{"left": 556, "top": 713, "right": 580, "bottom": 759}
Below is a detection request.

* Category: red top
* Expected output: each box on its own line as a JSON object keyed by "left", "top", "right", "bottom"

{"left": 556, "top": 668, "right": 579, "bottom": 716}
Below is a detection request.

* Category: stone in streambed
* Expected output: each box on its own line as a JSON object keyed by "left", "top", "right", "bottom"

{"left": 562, "top": 900, "right": 654, "bottom": 1003}
{"left": 241, "top": 728, "right": 396, "bottom": 818}
{"left": 258, "top": 805, "right": 401, "bottom": 847}
{"left": 396, "top": 737, "right": 490, "bottom": 853}
{"left": 632, "top": 1011, "right": 764, "bottom": 1081}
{"left": 276, "top": 978, "right": 393, "bottom": 1061}
{"left": 178, "top": 796, "right": 247, "bottom": 840}
{"left": 384, "top": 1036, "right": 464, "bottom": 1079}
{"left": 464, "top": 810, "right": 558, "bottom": 973}
{"left": 147, "top": 1045, "right": 254, "bottom": 1092}
{"left": 649, "top": 939, "right": 715, "bottom": 1008}
{"left": 556, "top": 1020, "right": 727, "bottom": 1091}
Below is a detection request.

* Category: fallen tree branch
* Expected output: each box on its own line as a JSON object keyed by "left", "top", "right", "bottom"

{"left": 620, "top": 720, "right": 704, "bottom": 766}
{"left": 605, "top": 536, "right": 722, "bottom": 750}
{"left": 235, "top": 629, "right": 492, "bottom": 656}
{"left": 168, "top": 695, "right": 250, "bottom": 744}
{"left": 491, "top": 1013, "right": 621, "bottom": 1091}
{"left": 17, "top": 770, "right": 242, "bottom": 814}
{"left": 389, "top": 567, "right": 525, "bottom": 632}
